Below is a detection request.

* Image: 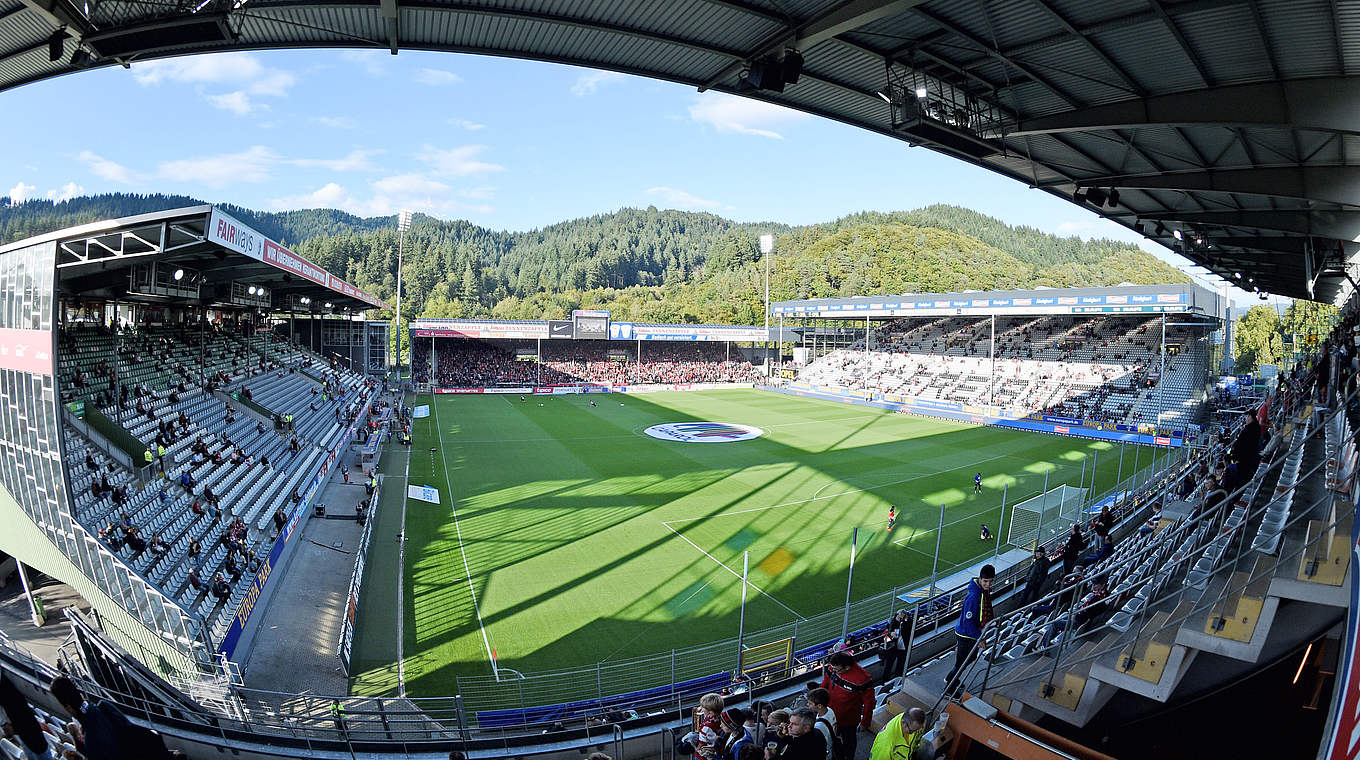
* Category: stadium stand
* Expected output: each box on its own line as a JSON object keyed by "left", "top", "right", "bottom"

{"left": 412, "top": 337, "right": 762, "bottom": 387}
{"left": 797, "top": 315, "right": 1209, "bottom": 429}
{"left": 57, "top": 320, "right": 375, "bottom": 648}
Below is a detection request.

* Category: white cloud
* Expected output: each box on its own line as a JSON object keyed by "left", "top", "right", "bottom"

{"left": 571, "top": 70, "right": 627, "bottom": 96}
{"left": 270, "top": 177, "right": 493, "bottom": 219}
{"left": 373, "top": 173, "right": 451, "bottom": 196}
{"left": 418, "top": 145, "right": 504, "bottom": 177}
{"left": 645, "top": 186, "right": 720, "bottom": 209}
{"left": 291, "top": 149, "right": 382, "bottom": 172}
{"left": 687, "top": 92, "right": 809, "bottom": 139}
{"left": 339, "top": 50, "right": 388, "bottom": 76}
{"left": 447, "top": 118, "right": 486, "bottom": 131}
{"left": 157, "top": 146, "right": 277, "bottom": 187}
{"left": 415, "top": 68, "right": 462, "bottom": 86}
{"left": 270, "top": 182, "right": 353, "bottom": 210}
{"left": 77, "top": 151, "right": 143, "bottom": 184}
{"left": 6, "top": 182, "right": 36, "bottom": 203}
{"left": 46, "top": 182, "right": 84, "bottom": 201}
{"left": 206, "top": 91, "right": 262, "bottom": 115}
{"left": 132, "top": 52, "right": 295, "bottom": 115}
{"left": 317, "top": 116, "right": 358, "bottom": 129}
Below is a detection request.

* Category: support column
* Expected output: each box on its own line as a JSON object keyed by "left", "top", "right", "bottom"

{"left": 16, "top": 561, "right": 42, "bottom": 627}
{"left": 989, "top": 314, "right": 996, "bottom": 406}
{"left": 1158, "top": 314, "right": 1167, "bottom": 433}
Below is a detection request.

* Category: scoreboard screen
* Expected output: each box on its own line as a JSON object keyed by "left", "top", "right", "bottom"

{"left": 573, "top": 315, "right": 609, "bottom": 339}
{"left": 572, "top": 309, "right": 610, "bottom": 340}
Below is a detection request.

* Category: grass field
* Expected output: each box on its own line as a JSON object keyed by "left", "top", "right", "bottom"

{"left": 349, "top": 388, "right": 1160, "bottom": 699}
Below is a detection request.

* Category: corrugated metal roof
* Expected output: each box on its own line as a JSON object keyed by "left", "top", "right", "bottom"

{"left": 0, "top": 0, "right": 1352, "bottom": 300}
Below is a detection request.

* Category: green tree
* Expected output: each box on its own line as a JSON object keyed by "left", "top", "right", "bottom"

{"left": 1281, "top": 299, "right": 1338, "bottom": 343}
{"left": 1234, "top": 305, "right": 1284, "bottom": 373}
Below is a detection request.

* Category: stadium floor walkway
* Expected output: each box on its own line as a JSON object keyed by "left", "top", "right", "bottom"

{"left": 240, "top": 445, "right": 371, "bottom": 697}
{"left": 0, "top": 574, "right": 88, "bottom": 665}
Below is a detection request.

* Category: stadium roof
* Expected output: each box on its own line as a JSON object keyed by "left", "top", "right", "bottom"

{"left": 0, "top": 1, "right": 1356, "bottom": 302}
{"left": 774, "top": 282, "right": 1225, "bottom": 318}
{"left": 0, "top": 205, "right": 386, "bottom": 311}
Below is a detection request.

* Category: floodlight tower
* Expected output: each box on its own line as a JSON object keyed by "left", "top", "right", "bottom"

{"left": 760, "top": 234, "right": 774, "bottom": 371}
{"left": 396, "top": 209, "right": 412, "bottom": 376}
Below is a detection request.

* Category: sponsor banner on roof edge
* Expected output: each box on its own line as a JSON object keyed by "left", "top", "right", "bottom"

{"left": 645, "top": 422, "right": 763, "bottom": 443}
{"left": 208, "top": 207, "right": 384, "bottom": 309}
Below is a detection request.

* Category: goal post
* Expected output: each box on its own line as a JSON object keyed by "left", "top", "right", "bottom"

{"left": 1006, "top": 484, "right": 1088, "bottom": 549}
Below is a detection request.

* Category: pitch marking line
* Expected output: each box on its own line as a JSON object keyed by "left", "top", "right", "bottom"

{"left": 661, "top": 523, "right": 805, "bottom": 620}
{"left": 396, "top": 443, "right": 410, "bottom": 698}
{"left": 431, "top": 399, "right": 501, "bottom": 679}
{"left": 666, "top": 450, "right": 1020, "bottom": 527}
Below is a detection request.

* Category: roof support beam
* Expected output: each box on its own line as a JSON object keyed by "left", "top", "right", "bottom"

{"left": 17, "top": 0, "right": 91, "bottom": 39}
{"left": 1206, "top": 236, "right": 1360, "bottom": 258}
{"left": 911, "top": 5, "right": 1080, "bottom": 107}
{"left": 1010, "top": 78, "right": 1360, "bottom": 137}
{"left": 697, "top": 0, "right": 931, "bottom": 91}
{"left": 1076, "top": 167, "right": 1360, "bottom": 208}
{"left": 1135, "top": 210, "right": 1360, "bottom": 242}
{"left": 379, "top": 0, "right": 398, "bottom": 54}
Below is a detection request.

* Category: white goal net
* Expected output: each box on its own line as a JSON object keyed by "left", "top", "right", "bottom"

{"left": 1007, "top": 484, "right": 1088, "bottom": 549}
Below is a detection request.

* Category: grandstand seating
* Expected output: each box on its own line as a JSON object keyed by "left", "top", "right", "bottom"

{"left": 797, "top": 315, "right": 1208, "bottom": 429}
{"left": 57, "top": 323, "right": 374, "bottom": 646}
{"left": 412, "top": 338, "right": 762, "bottom": 387}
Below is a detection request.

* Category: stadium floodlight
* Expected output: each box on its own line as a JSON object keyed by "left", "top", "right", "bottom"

{"left": 914, "top": 87, "right": 927, "bottom": 98}
{"left": 876, "top": 91, "right": 892, "bottom": 103}
{"left": 1173, "top": 229, "right": 1183, "bottom": 241}
{"left": 173, "top": 268, "right": 183, "bottom": 280}
{"left": 325, "top": 302, "right": 332, "bottom": 308}
{"left": 396, "top": 208, "right": 413, "bottom": 375}
{"left": 248, "top": 285, "right": 257, "bottom": 295}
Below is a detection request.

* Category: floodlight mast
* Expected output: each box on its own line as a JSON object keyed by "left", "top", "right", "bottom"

{"left": 760, "top": 234, "right": 774, "bottom": 372}
{"left": 396, "top": 209, "right": 412, "bottom": 376}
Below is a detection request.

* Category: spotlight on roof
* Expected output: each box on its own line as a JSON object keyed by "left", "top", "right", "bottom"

{"left": 173, "top": 268, "right": 183, "bottom": 281}
{"left": 1084, "top": 188, "right": 1108, "bottom": 207}
{"left": 1106, "top": 189, "right": 1120, "bottom": 207}
{"left": 1173, "top": 229, "right": 1183, "bottom": 241}
{"left": 876, "top": 90, "right": 892, "bottom": 103}
{"left": 914, "top": 87, "right": 928, "bottom": 98}
{"left": 47, "top": 29, "right": 68, "bottom": 63}
{"left": 248, "top": 285, "right": 257, "bottom": 295}
{"left": 324, "top": 302, "right": 332, "bottom": 308}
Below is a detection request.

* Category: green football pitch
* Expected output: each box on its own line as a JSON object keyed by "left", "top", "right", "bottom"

{"left": 348, "top": 389, "right": 1158, "bottom": 699}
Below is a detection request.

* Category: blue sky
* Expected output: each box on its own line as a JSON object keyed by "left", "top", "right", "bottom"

{"left": 0, "top": 48, "right": 1266, "bottom": 303}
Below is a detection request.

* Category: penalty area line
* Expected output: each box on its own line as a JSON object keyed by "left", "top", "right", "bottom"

{"left": 661, "top": 523, "right": 805, "bottom": 620}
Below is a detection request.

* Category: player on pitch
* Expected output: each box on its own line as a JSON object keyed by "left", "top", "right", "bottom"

{"left": 887, "top": 505, "right": 897, "bottom": 532}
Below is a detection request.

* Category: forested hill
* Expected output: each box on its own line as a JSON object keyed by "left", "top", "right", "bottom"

{"left": 0, "top": 193, "right": 1189, "bottom": 326}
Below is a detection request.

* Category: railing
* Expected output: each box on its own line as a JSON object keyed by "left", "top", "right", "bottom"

{"left": 943, "top": 364, "right": 1353, "bottom": 714}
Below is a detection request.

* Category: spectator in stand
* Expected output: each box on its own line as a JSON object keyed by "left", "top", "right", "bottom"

{"left": 1231, "top": 410, "right": 1261, "bottom": 489}
{"left": 1, "top": 672, "right": 53, "bottom": 760}
{"left": 805, "top": 689, "right": 835, "bottom": 760}
{"left": 1059, "top": 524, "right": 1085, "bottom": 576}
{"left": 945, "top": 564, "right": 994, "bottom": 693}
{"left": 1043, "top": 576, "right": 1112, "bottom": 646}
{"left": 692, "top": 693, "right": 724, "bottom": 760}
{"left": 878, "top": 610, "right": 910, "bottom": 683}
{"left": 48, "top": 675, "right": 148, "bottom": 760}
{"left": 819, "top": 651, "right": 873, "bottom": 760}
{"left": 869, "top": 707, "right": 949, "bottom": 760}
{"left": 769, "top": 709, "right": 826, "bottom": 760}
{"left": 1018, "top": 547, "right": 1052, "bottom": 606}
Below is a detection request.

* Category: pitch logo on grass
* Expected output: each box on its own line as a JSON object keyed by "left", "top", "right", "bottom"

{"left": 644, "top": 422, "right": 763, "bottom": 443}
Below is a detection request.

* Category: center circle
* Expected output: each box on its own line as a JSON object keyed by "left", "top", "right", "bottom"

{"left": 643, "top": 422, "right": 764, "bottom": 443}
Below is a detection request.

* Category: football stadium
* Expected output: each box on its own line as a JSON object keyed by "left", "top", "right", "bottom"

{"left": 0, "top": 3, "right": 1357, "bottom": 760}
